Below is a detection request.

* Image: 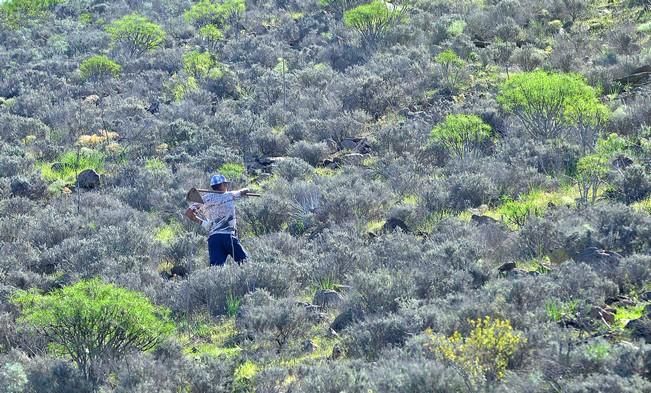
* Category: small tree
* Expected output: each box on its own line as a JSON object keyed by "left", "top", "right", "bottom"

{"left": 79, "top": 55, "right": 121, "bottom": 81}
{"left": 575, "top": 133, "right": 627, "bottom": 205}
{"left": 431, "top": 114, "right": 492, "bottom": 159}
{"left": 184, "top": 0, "right": 245, "bottom": 28}
{"left": 106, "top": 13, "right": 166, "bottom": 57}
{"left": 434, "top": 48, "right": 466, "bottom": 92}
{"left": 576, "top": 153, "right": 609, "bottom": 206}
{"left": 183, "top": 50, "right": 215, "bottom": 78}
{"left": 497, "top": 70, "right": 608, "bottom": 142}
{"left": 12, "top": 279, "right": 174, "bottom": 383}
{"left": 343, "top": 0, "right": 407, "bottom": 48}
{"left": 198, "top": 24, "right": 224, "bottom": 51}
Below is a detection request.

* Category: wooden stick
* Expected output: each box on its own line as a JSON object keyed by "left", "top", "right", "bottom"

{"left": 194, "top": 188, "right": 261, "bottom": 197}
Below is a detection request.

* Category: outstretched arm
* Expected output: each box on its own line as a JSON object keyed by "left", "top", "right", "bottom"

{"left": 233, "top": 188, "right": 250, "bottom": 198}
{"left": 184, "top": 205, "right": 203, "bottom": 224}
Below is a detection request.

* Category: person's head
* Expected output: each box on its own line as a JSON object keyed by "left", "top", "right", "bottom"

{"left": 210, "top": 174, "right": 229, "bottom": 192}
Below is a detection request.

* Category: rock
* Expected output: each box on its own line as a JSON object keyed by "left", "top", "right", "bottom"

{"left": 302, "top": 339, "right": 318, "bottom": 353}
{"left": 331, "top": 308, "right": 360, "bottom": 332}
{"left": 146, "top": 101, "right": 160, "bottom": 114}
{"left": 574, "top": 247, "right": 622, "bottom": 265}
{"left": 504, "top": 268, "right": 536, "bottom": 278}
{"left": 471, "top": 214, "right": 499, "bottom": 226}
{"left": 50, "top": 162, "right": 68, "bottom": 172}
{"left": 641, "top": 291, "right": 651, "bottom": 302}
{"left": 83, "top": 95, "right": 100, "bottom": 106}
{"left": 321, "top": 158, "right": 338, "bottom": 169}
{"left": 383, "top": 217, "right": 410, "bottom": 233}
{"left": 76, "top": 169, "right": 100, "bottom": 189}
{"left": 10, "top": 178, "right": 31, "bottom": 197}
{"left": 313, "top": 289, "right": 343, "bottom": 309}
{"left": 338, "top": 153, "right": 366, "bottom": 165}
{"left": 612, "top": 155, "right": 634, "bottom": 169}
{"left": 627, "top": 318, "right": 651, "bottom": 341}
{"left": 590, "top": 306, "right": 616, "bottom": 325}
{"left": 341, "top": 137, "right": 371, "bottom": 154}
{"left": 605, "top": 295, "right": 635, "bottom": 307}
{"left": 497, "top": 262, "right": 517, "bottom": 274}
{"left": 330, "top": 344, "right": 344, "bottom": 360}
{"left": 90, "top": 3, "right": 109, "bottom": 13}
{"left": 615, "top": 66, "right": 651, "bottom": 88}
{"left": 257, "top": 156, "right": 279, "bottom": 166}
{"left": 170, "top": 265, "right": 188, "bottom": 278}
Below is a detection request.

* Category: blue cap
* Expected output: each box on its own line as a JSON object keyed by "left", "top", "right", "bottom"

{"left": 210, "top": 174, "right": 229, "bottom": 186}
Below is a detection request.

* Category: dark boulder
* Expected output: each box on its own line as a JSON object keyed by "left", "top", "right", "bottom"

{"left": 497, "top": 262, "right": 517, "bottom": 274}
{"left": 10, "top": 178, "right": 32, "bottom": 197}
{"left": 341, "top": 137, "right": 371, "bottom": 154}
{"left": 640, "top": 291, "right": 651, "bottom": 302}
{"left": 574, "top": 247, "right": 622, "bottom": 266}
{"left": 615, "top": 65, "right": 651, "bottom": 88}
{"left": 146, "top": 101, "right": 160, "bottom": 114}
{"left": 605, "top": 295, "right": 635, "bottom": 307}
{"left": 612, "top": 155, "right": 634, "bottom": 169}
{"left": 471, "top": 214, "right": 499, "bottom": 226}
{"left": 331, "top": 307, "right": 363, "bottom": 332}
{"left": 627, "top": 318, "right": 651, "bottom": 341}
{"left": 383, "top": 217, "right": 410, "bottom": 233}
{"left": 76, "top": 169, "right": 100, "bottom": 189}
{"left": 170, "top": 265, "right": 188, "bottom": 278}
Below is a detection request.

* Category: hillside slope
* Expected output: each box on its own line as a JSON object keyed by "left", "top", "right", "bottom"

{"left": 0, "top": 0, "right": 650, "bottom": 392}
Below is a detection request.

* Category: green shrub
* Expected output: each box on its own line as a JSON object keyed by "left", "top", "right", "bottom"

{"left": 497, "top": 70, "right": 609, "bottom": 143}
{"left": 447, "top": 20, "right": 465, "bottom": 37}
{"left": 198, "top": 23, "right": 224, "bottom": 48}
{"left": 166, "top": 75, "right": 199, "bottom": 102}
{"left": 184, "top": 0, "right": 245, "bottom": 27}
{"left": 427, "top": 316, "right": 525, "bottom": 386}
{"left": 575, "top": 133, "right": 627, "bottom": 205}
{"left": 219, "top": 162, "right": 245, "bottom": 180}
{"left": 434, "top": 49, "right": 467, "bottom": 92}
{"left": 79, "top": 55, "right": 121, "bottom": 81}
{"left": 1, "top": 0, "right": 62, "bottom": 17}
{"left": 12, "top": 278, "right": 174, "bottom": 382}
{"left": 183, "top": 50, "right": 215, "bottom": 78}
{"left": 106, "top": 13, "right": 166, "bottom": 57}
{"left": 343, "top": 0, "right": 406, "bottom": 47}
{"left": 430, "top": 114, "right": 492, "bottom": 159}
{"left": 498, "top": 196, "right": 544, "bottom": 227}
{"left": 41, "top": 148, "right": 105, "bottom": 184}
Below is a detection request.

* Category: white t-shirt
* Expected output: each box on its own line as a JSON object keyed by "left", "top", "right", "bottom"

{"left": 192, "top": 191, "right": 241, "bottom": 236}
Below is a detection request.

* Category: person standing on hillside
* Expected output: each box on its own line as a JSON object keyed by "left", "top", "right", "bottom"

{"left": 185, "top": 174, "right": 251, "bottom": 266}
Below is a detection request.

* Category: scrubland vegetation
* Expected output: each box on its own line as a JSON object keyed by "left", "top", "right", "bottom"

{"left": 0, "top": 0, "right": 650, "bottom": 392}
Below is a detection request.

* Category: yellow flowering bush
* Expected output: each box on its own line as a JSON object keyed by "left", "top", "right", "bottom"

{"left": 427, "top": 316, "right": 525, "bottom": 385}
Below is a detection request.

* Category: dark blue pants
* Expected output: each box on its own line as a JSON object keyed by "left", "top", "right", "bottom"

{"left": 208, "top": 233, "right": 248, "bottom": 266}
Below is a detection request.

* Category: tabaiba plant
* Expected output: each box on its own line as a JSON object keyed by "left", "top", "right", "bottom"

{"left": 106, "top": 13, "right": 166, "bottom": 57}
{"left": 430, "top": 114, "right": 492, "bottom": 159}
{"left": 343, "top": 0, "right": 407, "bottom": 48}
{"left": 497, "top": 70, "right": 609, "bottom": 143}
{"left": 427, "top": 316, "right": 525, "bottom": 385}
{"left": 12, "top": 279, "right": 174, "bottom": 382}
{"left": 79, "top": 55, "right": 121, "bottom": 81}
